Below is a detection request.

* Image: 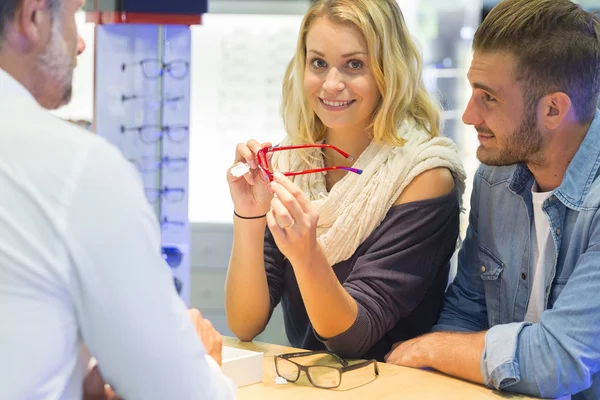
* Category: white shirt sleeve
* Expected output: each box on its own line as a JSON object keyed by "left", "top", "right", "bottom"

{"left": 62, "top": 141, "right": 236, "bottom": 400}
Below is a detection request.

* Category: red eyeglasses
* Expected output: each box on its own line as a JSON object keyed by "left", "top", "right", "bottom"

{"left": 256, "top": 144, "right": 363, "bottom": 183}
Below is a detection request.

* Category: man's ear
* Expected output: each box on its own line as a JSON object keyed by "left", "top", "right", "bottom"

{"left": 538, "top": 91, "right": 572, "bottom": 131}
{"left": 13, "top": 0, "right": 51, "bottom": 50}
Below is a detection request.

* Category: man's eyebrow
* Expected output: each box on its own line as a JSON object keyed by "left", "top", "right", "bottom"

{"left": 473, "top": 82, "right": 500, "bottom": 97}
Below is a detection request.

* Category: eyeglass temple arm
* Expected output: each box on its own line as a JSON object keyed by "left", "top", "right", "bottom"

{"left": 122, "top": 124, "right": 160, "bottom": 132}
{"left": 277, "top": 350, "right": 348, "bottom": 366}
{"left": 163, "top": 156, "right": 188, "bottom": 162}
{"left": 341, "top": 359, "right": 378, "bottom": 374}
{"left": 283, "top": 166, "right": 363, "bottom": 177}
{"left": 268, "top": 144, "right": 355, "bottom": 161}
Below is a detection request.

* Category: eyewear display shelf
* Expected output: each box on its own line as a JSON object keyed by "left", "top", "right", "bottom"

{"left": 84, "top": 0, "right": 207, "bottom": 306}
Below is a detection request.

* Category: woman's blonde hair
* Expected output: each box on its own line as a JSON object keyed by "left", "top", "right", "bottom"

{"left": 281, "top": 0, "right": 441, "bottom": 147}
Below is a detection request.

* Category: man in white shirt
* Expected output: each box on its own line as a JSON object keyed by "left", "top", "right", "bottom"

{"left": 0, "top": 0, "right": 235, "bottom": 399}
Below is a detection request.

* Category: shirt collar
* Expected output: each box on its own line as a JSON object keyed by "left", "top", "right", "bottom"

{"left": 0, "top": 67, "right": 38, "bottom": 105}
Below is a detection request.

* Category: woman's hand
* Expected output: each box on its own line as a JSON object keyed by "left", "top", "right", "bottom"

{"left": 227, "top": 139, "right": 274, "bottom": 218}
{"left": 266, "top": 172, "right": 320, "bottom": 264}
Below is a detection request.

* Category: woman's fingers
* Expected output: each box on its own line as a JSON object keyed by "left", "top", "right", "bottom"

{"left": 272, "top": 172, "right": 313, "bottom": 214}
{"left": 266, "top": 209, "right": 285, "bottom": 239}
{"left": 270, "top": 181, "right": 304, "bottom": 226}
{"left": 234, "top": 142, "right": 257, "bottom": 167}
{"left": 270, "top": 197, "right": 295, "bottom": 229}
{"left": 245, "top": 139, "right": 265, "bottom": 167}
{"left": 230, "top": 140, "right": 273, "bottom": 185}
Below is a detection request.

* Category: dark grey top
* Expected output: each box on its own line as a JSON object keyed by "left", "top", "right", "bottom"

{"left": 264, "top": 185, "right": 460, "bottom": 361}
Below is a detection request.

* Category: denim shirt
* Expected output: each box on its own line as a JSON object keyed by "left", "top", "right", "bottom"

{"left": 434, "top": 110, "right": 600, "bottom": 400}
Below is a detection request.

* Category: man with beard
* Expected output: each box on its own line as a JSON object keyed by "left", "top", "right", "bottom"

{"left": 386, "top": 0, "right": 600, "bottom": 399}
{"left": 0, "top": 1, "right": 235, "bottom": 399}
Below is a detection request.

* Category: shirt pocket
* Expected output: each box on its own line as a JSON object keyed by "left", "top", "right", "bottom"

{"left": 479, "top": 246, "right": 505, "bottom": 326}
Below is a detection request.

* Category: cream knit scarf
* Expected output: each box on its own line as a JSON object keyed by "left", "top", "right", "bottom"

{"left": 271, "top": 119, "right": 466, "bottom": 266}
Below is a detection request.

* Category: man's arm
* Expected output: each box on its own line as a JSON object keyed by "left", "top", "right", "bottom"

{"left": 389, "top": 190, "right": 600, "bottom": 398}
{"left": 65, "top": 142, "right": 235, "bottom": 400}
{"left": 385, "top": 331, "right": 485, "bottom": 384}
{"left": 389, "top": 228, "right": 600, "bottom": 398}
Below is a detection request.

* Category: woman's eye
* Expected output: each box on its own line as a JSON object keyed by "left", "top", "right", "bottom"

{"left": 311, "top": 58, "right": 327, "bottom": 68}
{"left": 348, "top": 60, "right": 363, "bottom": 69}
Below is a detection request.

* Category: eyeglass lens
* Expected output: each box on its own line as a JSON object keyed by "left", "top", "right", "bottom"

{"left": 135, "top": 125, "right": 188, "bottom": 143}
{"left": 307, "top": 366, "right": 342, "bottom": 388}
{"left": 275, "top": 358, "right": 300, "bottom": 382}
{"left": 145, "top": 187, "right": 186, "bottom": 203}
{"left": 132, "top": 157, "right": 188, "bottom": 173}
{"left": 276, "top": 358, "right": 342, "bottom": 388}
{"left": 140, "top": 59, "right": 189, "bottom": 80}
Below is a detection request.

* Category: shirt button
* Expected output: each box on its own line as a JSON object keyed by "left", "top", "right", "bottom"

{"left": 556, "top": 228, "right": 561, "bottom": 236}
{"left": 481, "top": 266, "right": 486, "bottom": 272}
{"left": 521, "top": 273, "right": 527, "bottom": 280}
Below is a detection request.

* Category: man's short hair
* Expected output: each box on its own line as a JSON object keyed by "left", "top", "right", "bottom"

{"left": 474, "top": 0, "right": 600, "bottom": 123}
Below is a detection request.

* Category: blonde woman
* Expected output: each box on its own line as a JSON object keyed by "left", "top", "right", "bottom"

{"left": 225, "top": 0, "right": 466, "bottom": 361}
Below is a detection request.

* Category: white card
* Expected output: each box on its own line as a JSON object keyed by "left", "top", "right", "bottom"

{"left": 229, "top": 162, "right": 251, "bottom": 177}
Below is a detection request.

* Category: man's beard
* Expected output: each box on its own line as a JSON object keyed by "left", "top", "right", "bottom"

{"left": 476, "top": 106, "right": 544, "bottom": 167}
{"left": 35, "top": 17, "right": 74, "bottom": 109}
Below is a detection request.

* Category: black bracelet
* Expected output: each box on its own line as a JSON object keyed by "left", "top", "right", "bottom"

{"left": 234, "top": 210, "right": 267, "bottom": 220}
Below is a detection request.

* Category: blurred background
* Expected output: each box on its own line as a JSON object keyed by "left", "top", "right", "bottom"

{"left": 55, "top": 0, "right": 600, "bottom": 345}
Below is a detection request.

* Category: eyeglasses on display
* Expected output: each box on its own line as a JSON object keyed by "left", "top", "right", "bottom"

{"left": 121, "top": 94, "right": 185, "bottom": 110}
{"left": 121, "top": 59, "right": 189, "bottom": 80}
{"left": 144, "top": 186, "right": 186, "bottom": 204}
{"left": 161, "top": 216, "right": 186, "bottom": 231}
{"left": 129, "top": 156, "right": 188, "bottom": 173}
{"left": 121, "top": 124, "right": 189, "bottom": 143}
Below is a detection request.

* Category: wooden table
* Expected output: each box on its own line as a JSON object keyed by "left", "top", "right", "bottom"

{"left": 224, "top": 337, "right": 543, "bottom": 400}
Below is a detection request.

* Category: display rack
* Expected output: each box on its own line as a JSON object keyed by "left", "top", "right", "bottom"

{"left": 85, "top": 0, "right": 205, "bottom": 305}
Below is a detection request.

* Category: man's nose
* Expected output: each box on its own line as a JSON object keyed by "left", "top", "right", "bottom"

{"left": 462, "top": 95, "right": 482, "bottom": 127}
{"left": 77, "top": 35, "right": 86, "bottom": 56}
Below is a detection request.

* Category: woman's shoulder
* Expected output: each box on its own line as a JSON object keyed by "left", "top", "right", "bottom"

{"left": 394, "top": 167, "right": 455, "bottom": 206}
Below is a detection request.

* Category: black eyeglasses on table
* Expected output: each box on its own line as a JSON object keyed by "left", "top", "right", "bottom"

{"left": 274, "top": 350, "right": 379, "bottom": 389}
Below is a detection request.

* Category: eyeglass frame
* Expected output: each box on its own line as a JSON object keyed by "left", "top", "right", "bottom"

{"left": 129, "top": 156, "right": 188, "bottom": 173}
{"left": 274, "top": 350, "right": 379, "bottom": 389}
{"left": 121, "top": 59, "right": 190, "bottom": 80}
{"left": 121, "top": 93, "right": 185, "bottom": 104}
{"left": 161, "top": 216, "right": 186, "bottom": 230}
{"left": 121, "top": 124, "right": 189, "bottom": 144}
{"left": 144, "top": 186, "right": 186, "bottom": 204}
{"left": 256, "top": 144, "right": 363, "bottom": 183}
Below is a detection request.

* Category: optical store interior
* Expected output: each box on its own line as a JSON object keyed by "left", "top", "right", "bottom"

{"left": 8, "top": 0, "right": 600, "bottom": 398}
{"left": 57, "top": 0, "right": 600, "bottom": 343}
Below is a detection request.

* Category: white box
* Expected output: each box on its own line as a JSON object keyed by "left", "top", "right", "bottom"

{"left": 221, "top": 346, "right": 264, "bottom": 388}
